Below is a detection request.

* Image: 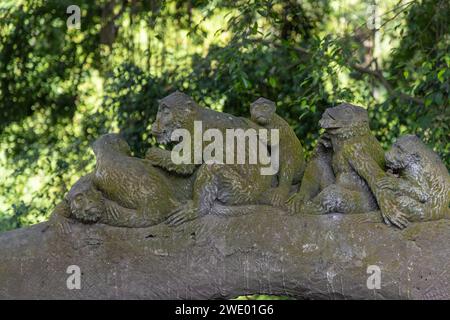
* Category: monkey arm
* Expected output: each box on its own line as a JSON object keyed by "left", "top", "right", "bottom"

{"left": 242, "top": 117, "right": 262, "bottom": 129}
{"left": 378, "top": 177, "right": 430, "bottom": 203}
{"left": 404, "top": 172, "right": 430, "bottom": 203}
{"left": 269, "top": 159, "right": 299, "bottom": 208}
{"left": 145, "top": 147, "right": 198, "bottom": 175}
{"left": 103, "top": 199, "right": 164, "bottom": 228}
{"left": 47, "top": 201, "right": 74, "bottom": 234}
{"left": 345, "top": 145, "right": 409, "bottom": 228}
{"left": 399, "top": 180, "right": 430, "bottom": 203}
{"left": 277, "top": 142, "right": 298, "bottom": 188}
{"left": 344, "top": 144, "right": 387, "bottom": 196}
{"left": 276, "top": 157, "right": 296, "bottom": 193}
{"left": 261, "top": 143, "right": 292, "bottom": 207}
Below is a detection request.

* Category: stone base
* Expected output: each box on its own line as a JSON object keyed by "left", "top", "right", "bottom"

{"left": 0, "top": 209, "right": 449, "bottom": 299}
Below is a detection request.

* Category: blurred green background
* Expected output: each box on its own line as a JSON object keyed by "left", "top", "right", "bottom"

{"left": 0, "top": 0, "right": 449, "bottom": 231}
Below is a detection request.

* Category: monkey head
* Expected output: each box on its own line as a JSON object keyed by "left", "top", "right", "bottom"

{"left": 151, "top": 91, "right": 198, "bottom": 144}
{"left": 385, "top": 135, "right": 423, "bottom": 171}
{"left": 65, "top": 175, "right": 105, "bottom": 223}
{"left": 319, "top": 103, "right": 369, "bottom": 137}
{"left": 92, "top": 133, "right": 131, "bottom": 157}
{"left": 250, "top": 97, "right": 276, "bottom": 126}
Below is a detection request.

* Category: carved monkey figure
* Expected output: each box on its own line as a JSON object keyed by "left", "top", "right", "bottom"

{"left": 147, "top": 91, "right": 273, "bottom": 226}
{"left": 49, "top": 131, "right": 198, "bottom": 233}
{"left": 249, "top": 98, "right": 305, "bottom": 207}
{"left": 92, "top": 133, "right": 180, "bottom": 224}
{"left": 287, "top": 133, "right": 335, "bottom": 213}
{"left": 49, "top": 174, "right": 146, "bottom": 233}
{"left": 289, "top": 103, "right": 413, "bottom": 228}
{"left": 377, "top": 135, "right": 450, "bottom": 224}
{"left": 49, "top": 132, "right": 188, "bottom": 233}
{"left": 288, "top": 104, "right": 394, "bottom": 218}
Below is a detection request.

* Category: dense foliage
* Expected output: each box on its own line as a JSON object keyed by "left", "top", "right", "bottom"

{"left": 0, "top": 0, "right": 448, "bottom": 230}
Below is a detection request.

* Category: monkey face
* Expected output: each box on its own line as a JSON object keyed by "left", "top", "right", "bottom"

{"left": 319, "top": 108, "right": 352, "bottom": 130}
{"left": 250, "top": 98, "right": 276, "bottom": 126}
{"left": 66, "top": 175, "right": 105, "bottom": 223}
{"left": 152, "top": 92, "right": 196, "bottom": 145}
{"left": 152, "top": 102, "right": 176, "bottom": 144}
{"left": 385, "top": 137, "right": 421, "bottom": 170}
{"left": 319, "top": 104, "right": 369, "bottom": 135}
{"left": 68, "top": 188, "right": 104, "bottom": 223}
{"left": 250, "top": 104, "right": 273, "bottom": 125}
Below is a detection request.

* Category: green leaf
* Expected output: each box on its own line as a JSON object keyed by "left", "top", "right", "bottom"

{"left": 434, "top": 92, "right": 443, "bottom": 105}
{"left": 241, "top": 75, "right": 250, "bottom": 89}
{"left": 251, "top": 22, "right": 258, "bottom": 35}
{"left": 437, "top": 69, "right": 445, "bottom": 83}
{"left": 268, "top": 77, "right": 277, "bottom": 87}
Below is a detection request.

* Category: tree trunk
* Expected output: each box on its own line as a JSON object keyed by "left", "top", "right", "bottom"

{"left": 0, "top": 209, "right": 449, "bottom": 299}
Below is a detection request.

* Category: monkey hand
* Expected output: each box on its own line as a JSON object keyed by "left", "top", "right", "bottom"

{"left": 48, "top": 201, "right": 73, "bottom": 235}
{"left": 145, "top": 147, "right": 167, "bottom": 165}
{"left": 49, "top": 214, "right": 73, "bottom": 235}
{"left": 269, "top": 186, "right": 290, "bottom": 208}
{"left": 286, "top": 193, "right": 305, "bottom": 215}
{"left": 377, "top": 191, "right": 409, "bottom": 229}
{"left": 146, "top": 147, "right": 197, "bottom": 175}
{"left": 166, "top": 201, "right": 198, "bottom": 227}
{"left": 104, "top": 199, "right": 121, "bottom": 222}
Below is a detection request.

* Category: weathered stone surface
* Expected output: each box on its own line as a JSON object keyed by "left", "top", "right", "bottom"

{"left": 1, "top": 209, "right": 449, "bottom": 299}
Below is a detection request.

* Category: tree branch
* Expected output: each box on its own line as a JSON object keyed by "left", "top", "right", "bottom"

{"left": 247, "top": 37, "right": 424, "bottom": 106}
{"left": 1, "top": 208, "right": 449, "bottom": 299}
{"left": 350, "top": 63, "right": 425, "bottom": 105}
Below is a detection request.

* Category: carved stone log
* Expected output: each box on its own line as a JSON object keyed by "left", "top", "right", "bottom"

{"left": 1, "top": 209, "right": 449, "bottom": 299}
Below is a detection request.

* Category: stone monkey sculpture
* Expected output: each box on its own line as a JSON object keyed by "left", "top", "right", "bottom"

{"left": 249, "top": 97, "right": 305, "bottom": 207}
{"left": 49, "top": 174, "right": 157, "bottom": 233}
{"left": 50, "top": 133, "right": 189, "bottom": 232}
{"left": 146, "top": 91, "right": 253, "bottom": 176}
{"left": 146, "top": 91, "right": 273, "bottom": 226}
{"left": 376, "top": 135, "right": 450, "bottom": 225}
{"left": 48, "top": 95, "right": 450, "bottom": 232}
{"left": 91, "top": 133, "right": 181, "bottom": 223}
{"left": 287, "top": 103, "right": 407, "bottom": 227}
{"left": 287, "top": 133, "right": 335, "bottom": 213}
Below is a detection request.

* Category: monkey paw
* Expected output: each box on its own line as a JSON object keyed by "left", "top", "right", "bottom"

{"left": 286, "top": 194, "right": 304, "bottom": 215}
{"left": 104, "top": 200, "right": 121, "bottom": 221}
{"left": 50, "top": 218, "right": 72, "bottom": 235}
{"left": 269, "top": 187, "right": 290, "bottom": 208}
{"left": 300, "top": 200, "right": 328, "bottom": 215}
{"left": 378, "top": 195, "right": 409, "bottom": 229}
{"left": 166, "top": 201, "right": 198, "bottom": 227}
{"left": 58, "top": 221, "right": 72, "bottom": 234}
